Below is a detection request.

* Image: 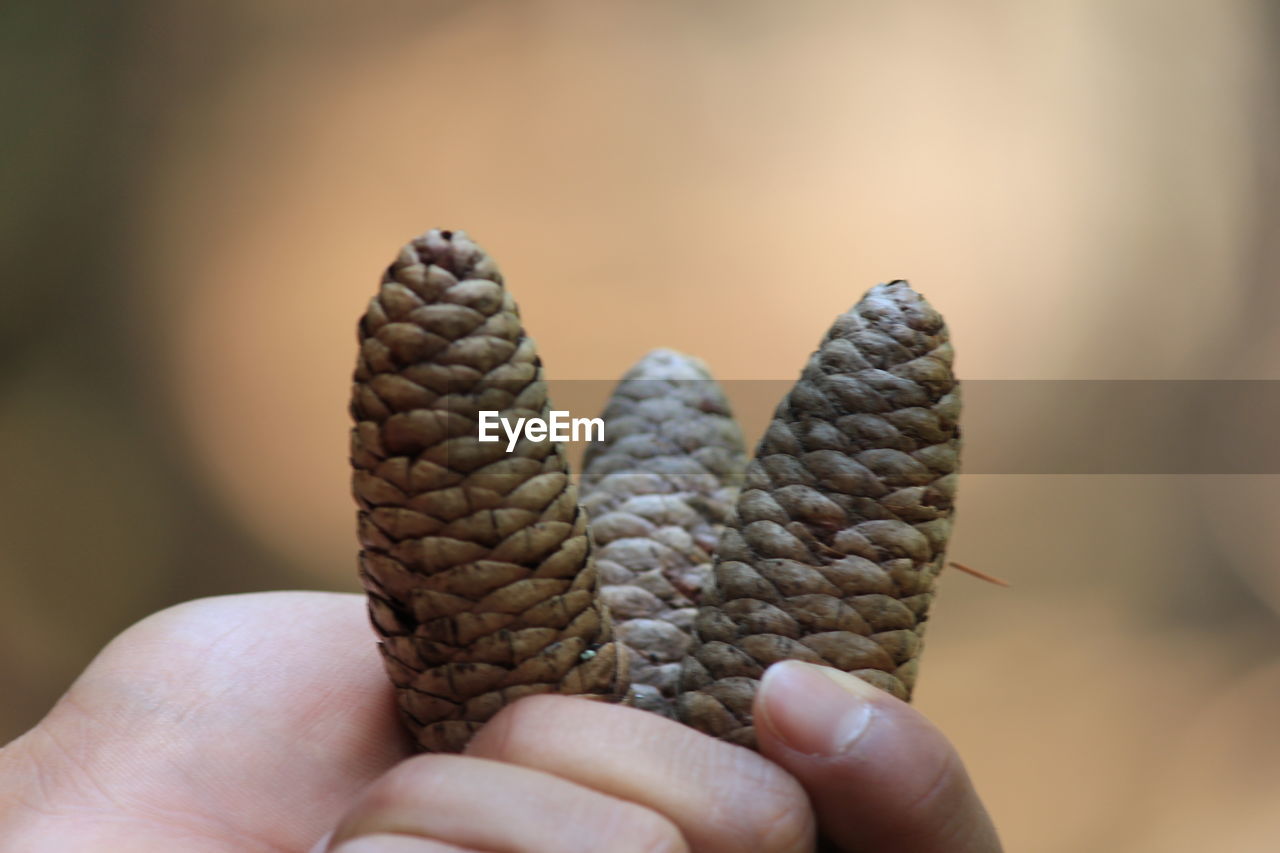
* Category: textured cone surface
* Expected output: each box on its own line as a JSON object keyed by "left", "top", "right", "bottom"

{"left": 676, "top": 281, "right": 961, "bottom": 748}
{"left": 351, "top": 229, "right": 624, "bottom": 753}
{"left": 579, "top": 350, "right": 746, "bottom": 716}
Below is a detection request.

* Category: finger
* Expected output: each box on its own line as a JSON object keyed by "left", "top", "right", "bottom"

{"left": 466, "top": 696, "right": 815, "bottom": 852}
{"left": 754, "top": 661, "right": 1001, "bottom": 853}
{"left": 326, "top": 753, "right": 688, "bottom": 853}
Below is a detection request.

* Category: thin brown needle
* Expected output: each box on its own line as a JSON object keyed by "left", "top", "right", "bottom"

{"left": 947, "top": 561, "right": 1011, "bottom": 587}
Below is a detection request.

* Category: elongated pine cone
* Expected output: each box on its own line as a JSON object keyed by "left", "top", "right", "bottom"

{"left": 676, "top": 281, "right": 961, "bottom": 748}
{"left": 579, "top": 350, "right": 746, "bottom": 716}
{"left": 351, "top": 229, "right": 625, "bottom": 753}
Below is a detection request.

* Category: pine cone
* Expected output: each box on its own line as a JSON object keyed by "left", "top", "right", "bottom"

{"left": 676, "top": 281, "right": 961, "bottom": 748}
{"left": 351, "top": 229, "right": 626, "bottom": 753}
{"left": 579, "top": 349, "right": 746, "bottom": 716}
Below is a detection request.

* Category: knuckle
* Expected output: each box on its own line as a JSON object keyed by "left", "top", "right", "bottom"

{"left": 607, "top": 802, "right": 690, "bottom": 853}
{"left": 718, "top": 753, "right": 815, "bottom": 851}
{"left": 753, "top": 798, "right": 816, "bottom": 853}
{"left": 360, "top": 753, "right": 456, "bottom": 810}
{"left": 900, "top": 744, "right": 965, "bottom": 821}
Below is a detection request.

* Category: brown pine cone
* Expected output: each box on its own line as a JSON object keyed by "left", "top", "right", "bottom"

{"left": 579, "top": 349, "right": 747, "bottom": 716}
{"left": 677, "top": 281, "right": 961, "bottom": 749}
{"left": 351, "top": 228, "right": 626, "bottom": 753}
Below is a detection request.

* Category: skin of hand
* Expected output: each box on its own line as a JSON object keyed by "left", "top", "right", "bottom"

{"left": 0, "top": 592, "right": 1000, "bottom": 853}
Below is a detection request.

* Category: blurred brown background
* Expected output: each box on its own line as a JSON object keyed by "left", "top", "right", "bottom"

{"left": 3, "top": 1, "right": 1279, "bottom": 849}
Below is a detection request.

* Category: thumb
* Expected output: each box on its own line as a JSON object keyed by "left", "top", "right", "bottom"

{"left": 754, "top": 661, "right": 1001, "bottom": 853}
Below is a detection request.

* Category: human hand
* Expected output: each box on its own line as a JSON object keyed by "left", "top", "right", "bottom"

{"left": 0, "top": 592, "right": 413, "bottom": 852}
{"left": 0, "top": 592, "right": 999, "bottom": 852}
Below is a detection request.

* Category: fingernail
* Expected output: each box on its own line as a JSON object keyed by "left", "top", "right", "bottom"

{"left": 756, "top": 661, "right": 880, "bottom": 756}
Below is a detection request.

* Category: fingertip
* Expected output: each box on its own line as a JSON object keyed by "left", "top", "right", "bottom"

{"left": 756, "top": 660, "right": 884, "bottom": 756}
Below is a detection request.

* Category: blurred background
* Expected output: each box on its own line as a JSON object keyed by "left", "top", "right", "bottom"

{"left": 2, "top": 1, "right": 1278, "bottom": 849}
